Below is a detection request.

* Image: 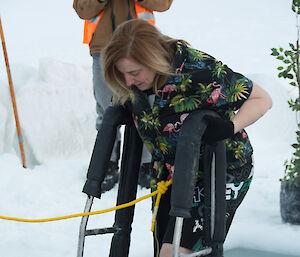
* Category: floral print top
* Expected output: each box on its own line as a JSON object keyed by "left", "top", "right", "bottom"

{"left": 132, "top": 42, "right": 253, "bottom": 187}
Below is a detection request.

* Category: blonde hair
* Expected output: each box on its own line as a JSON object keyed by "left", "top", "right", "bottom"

{"left": 102, "top": 19, "right": 187, "bottom": 104}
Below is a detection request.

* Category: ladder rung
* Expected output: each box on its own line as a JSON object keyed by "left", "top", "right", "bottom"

{"left": 84, "top": 227, "right": 121, "bottom": 236}
{"left": 180, "top": 247, "right": 212, "bottom": 257}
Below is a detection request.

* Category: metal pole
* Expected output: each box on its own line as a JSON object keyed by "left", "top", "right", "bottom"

{"left": 0, "top": 16, "right": 26, "bottom": 168}
{"left": 210, "top": 153, "right": 215, "bottom": 240}
{"left": 172, "top": 217, "right": 183, "bottom": 257}
{"left": 77, "top": 196, "right": 94, "bottom": 257}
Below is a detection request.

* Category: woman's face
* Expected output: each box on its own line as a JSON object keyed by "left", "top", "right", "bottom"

{"left": 116, "top": 57, "right": 156, "bottom": 91}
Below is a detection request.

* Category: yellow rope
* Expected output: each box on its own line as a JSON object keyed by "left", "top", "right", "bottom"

{"left": 0, "top": 179, "right": 173, "bottom": 228}
{"left": 151, "top": 179, "right": 172, "bottom": 232}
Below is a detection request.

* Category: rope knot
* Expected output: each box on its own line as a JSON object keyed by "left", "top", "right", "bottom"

{"left": 156, "top": 181, "right": 168, "bottom": 195}
{"left": 150, "top": 179, "right": 173, "bottom": 232}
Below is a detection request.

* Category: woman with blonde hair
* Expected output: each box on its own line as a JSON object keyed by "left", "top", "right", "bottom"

{"left": 101, "top": 19, "right": 272, "bottom": 257}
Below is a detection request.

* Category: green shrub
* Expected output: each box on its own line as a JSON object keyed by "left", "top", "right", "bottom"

{"left": 271, "top": 0, "right": 300, "bottom": 186}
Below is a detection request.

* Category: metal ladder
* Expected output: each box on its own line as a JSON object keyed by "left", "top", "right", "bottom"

{"left": 77, "top": 120, "right": 143, "bottom": 257}
{"left": 171, "top": 143, "right": 226, "bottom": 257}
{"left": 76, "top": 110, "right": 226, "bottom": 257}
{"left": 77, "top": 195, "right": 122, "bottom": 257}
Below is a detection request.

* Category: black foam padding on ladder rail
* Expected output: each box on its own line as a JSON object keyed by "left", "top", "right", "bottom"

{"left": 109, "top": 122, "right": 143, "bottom": 257}
{"left": 169, "top": 110, "right": 221, "bottom": 218}
{"left": 213, "top": 141, "right": 226, "bottom": 243}
{"left": 82, "top": 105, "right": 128, "bottom": 198}
{"left": 202, "top": 142, "right": 226, "bottom": 257}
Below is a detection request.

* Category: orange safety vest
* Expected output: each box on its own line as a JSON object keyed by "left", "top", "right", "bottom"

{"left": 83, "top": 2, "right": 155, "bottom": 44}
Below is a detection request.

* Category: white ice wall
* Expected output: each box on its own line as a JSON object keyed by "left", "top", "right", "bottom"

{"left": 0, "top": 60, "right": 97, "bottom": 167}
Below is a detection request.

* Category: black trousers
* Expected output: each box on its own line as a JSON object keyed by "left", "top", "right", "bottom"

{"left": 152, "top": 161, "right": 253, "bottom": 257}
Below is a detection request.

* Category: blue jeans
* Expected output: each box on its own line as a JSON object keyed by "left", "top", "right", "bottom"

{"left": 92, "top": 53, "right": 120, "bottom": 162}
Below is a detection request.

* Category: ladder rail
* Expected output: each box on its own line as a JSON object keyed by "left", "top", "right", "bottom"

{"left": 76, "top": 119, "right": 142, "bottom": 257}
{"left": 77, "top": 110, "right": 226, "bottom": 257}
{"left": 172, "top": 143, "right": 225, "bottom": 257}
{"left": 180, "top": 247, "right": 212, "bottom": 257}
{"left": 170, "top": 110, "right": 227, "bottom": 257}
{"left": 77, "top": 196, "right": 94, "bottom": 257}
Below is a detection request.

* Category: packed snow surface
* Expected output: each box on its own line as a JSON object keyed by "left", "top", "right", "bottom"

{"left": 0, "top": 0, "right": 300, "bottom": 256}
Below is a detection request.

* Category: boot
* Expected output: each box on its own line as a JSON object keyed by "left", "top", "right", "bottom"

{"left": 138, "top": 162, "right": 152, "bottom": 189}
{"left": 101, "top": 160, "right": 120, "bottom": 193}
{"left": 101, "top": 140, "right": 121, "bottom": 193}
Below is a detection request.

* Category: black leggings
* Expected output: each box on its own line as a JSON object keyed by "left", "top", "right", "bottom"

{"left": 152, "top": 161, "right": 253, "bottom": 257}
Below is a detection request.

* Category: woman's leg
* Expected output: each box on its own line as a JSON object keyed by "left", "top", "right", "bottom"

{"left": 153, "top": 188, "right": 171, "bottom": 257}
{"left": 159, "top": 243, "right": 192, "bottom": 257}
{"left": 157, "top": 184, "right": 206, "bottom": 256}
{"left": 225, "top": 161, "right": 253, "bottom": 235}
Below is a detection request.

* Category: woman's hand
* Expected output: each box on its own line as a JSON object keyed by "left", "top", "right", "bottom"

{"left": 202, "top": 115, "right": 234, "bottom": 144}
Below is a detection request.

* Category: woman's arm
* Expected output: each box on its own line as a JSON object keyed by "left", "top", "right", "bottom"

{"left": 231, "top": 82, "right": 272, "bottom": 133}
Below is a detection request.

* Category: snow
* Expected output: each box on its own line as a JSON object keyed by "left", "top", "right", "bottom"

{"left": 0, "top": 0, "right": 299, "bottom": 256}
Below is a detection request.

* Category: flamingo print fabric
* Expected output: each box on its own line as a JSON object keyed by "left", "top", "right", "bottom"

{"left": 132, "top": 42, "right": 253, "bottom": 187}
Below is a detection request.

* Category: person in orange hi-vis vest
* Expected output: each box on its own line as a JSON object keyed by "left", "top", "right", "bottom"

{"left": 73, "top": 0, "right": 173, "bottom": 192}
